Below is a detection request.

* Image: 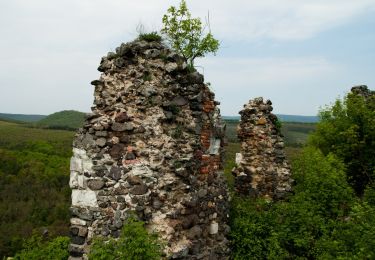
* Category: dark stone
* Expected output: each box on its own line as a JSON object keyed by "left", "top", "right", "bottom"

{"left": 115, "top": 112, "right": 130, "bottom": 123}
{"left": 70, "top": 207, "right": 94, "bottom": 220}
{"left": 69, "top": 244, "right": 84, "bottom": 257}
{"left": 111, "top": 122, "right": 127, "bottom": 132}
{"left": 70, "top": 227, "right": 79, "bottom": 236}
{"left": 164, "top": 111, "right": 174, "bottom": 120}
{"left": 112, "top": 230, "right": 121, "bottom": 238}
{"left": 98, "top": 57, "right": 111, "bottom": 72}
{"left": 114, "top": 57, "right": 127, "bottom": 68}
{"left": 88, "top": 179, "right": 105, "bottom": 190}
{"left": 117, "top": 196, "right": 125, "bottom": 203}
{"left": 109, "top": 143, "right": 125, "bottom": 160}
{"left": 152, "top": 199, "right": 163, "bottom": 209}
{"left": 90, "top": 80, "right": 103, "bottom": 86}
{"left": 171, "top": 96, "right": 188, "bottom": 106}
{"left": 98, "top": 201, "right": 108, "bottom": 208}
{"left": 198, "top": 189, "right": 208, "bottom": 198}
{"left": 71, "top": 235, "right": 85, "bottom": 245}
{"left": 175, "top": 168, "right": 188, "bottom": 178}
{"left": 134, "top": 125, "right": 146, "bottom": 133}
{"left": 116, "top": 43, "right": 134, "bottom": 58}
{"left": 119, "top": 135, "right": 130, "bottom": 144}
{"left": 109, "top": 166, "right": 122, "bottom": 181}
{"left": 187, "top": 225, "right": 202, "bottom": 239}
{"left": 187, "top": 72, "right": 204, "bottom": 84}
{"left": 93, "top": 165, "right": 108, "bottom": 177}
{"left": 190, "top": 102, "right": 203, "bottom": 111}
{"left": 130, "top": 184, "right": 148, "bottom": 195}
{"left": 127, "top": 175, "right": 142, "bottom": 185}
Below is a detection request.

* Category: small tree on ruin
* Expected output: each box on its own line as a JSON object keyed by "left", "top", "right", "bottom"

{"left": 161, "top": 0, "right": 220, "bottom": 68}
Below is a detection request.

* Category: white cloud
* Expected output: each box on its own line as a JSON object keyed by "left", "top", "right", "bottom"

{"left": 199, "top": 0, "right": 375, "bottom": 41}
{"left": 0, "top": 0, "right": 374, "bottom": 114}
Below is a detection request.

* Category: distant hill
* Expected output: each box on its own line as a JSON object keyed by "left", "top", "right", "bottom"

{"left": 223, "top": 114, "right": 319, "bottom": 123}
{"left": 36, "top": 110, "right": 86, "bottom": 130}
{"left": 0, "top": 113, "right": 46, "bottom": 123}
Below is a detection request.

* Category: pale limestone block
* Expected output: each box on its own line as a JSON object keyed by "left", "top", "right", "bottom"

{"left": 70, "top": 156, "right": 82, "bottom": 173}
{"left": 69, "top": 171, "right": 79, "bottom": 189}
{"left": 209, "top": 221, "right": 218, "bottom": 235}
{"left": 235, "top": 153, "right": 243, "bottom": 165}
{"left": 82, "top": 158, "right": 93, "bottom": 173}
{"left": 73, "top": 148, "right": 86, "bottom": 158}
{"left": 72, "top": 190, "right": 98, "bottom": 207}
{"left": 78, "top": 175, "right": 87, "bottom": 189}
{"left": 70, "top": 217, "right": 87, "bottom": 226}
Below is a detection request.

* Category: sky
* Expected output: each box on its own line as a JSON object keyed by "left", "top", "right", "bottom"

{"left": 0, "top": 0, "right": 374, "bottom": 116}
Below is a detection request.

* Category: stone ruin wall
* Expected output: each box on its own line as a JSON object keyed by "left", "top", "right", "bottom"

{"left": 232, "top": 98, "right": 292, "bottom": 200}
{"left": 68, "top": 39, "right": 229, "bottom": 259}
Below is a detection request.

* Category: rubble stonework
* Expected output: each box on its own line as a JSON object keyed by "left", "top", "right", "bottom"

{"left": 351, "top": 85, "right": 374, "bottom": 99}
{"left": 232, "top": 98, "right": 292, "bottom": 200}
{"left": 68, "top": 39, "right": 229, "bottom": 259}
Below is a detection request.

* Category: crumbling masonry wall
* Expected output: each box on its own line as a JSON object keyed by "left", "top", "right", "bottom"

{"left": 232, "top": 98, "right": 292, "bottom": 200}
{"left": 68, "top": 39, "right": 229, "bottom": 259}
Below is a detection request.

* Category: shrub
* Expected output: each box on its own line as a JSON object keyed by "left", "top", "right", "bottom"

{"left": 230, "top": 148, "right": 357, "bottom": 259}
{"left": 89, "top": 216, "right": 162, "bottom": 260}
{"left": 309, "top": 87, "right": 375, "bottom": 195}
{"left": 14, "top": 235, "right": 69, "bottom": 260}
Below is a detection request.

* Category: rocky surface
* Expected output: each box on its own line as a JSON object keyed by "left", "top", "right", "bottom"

{"left": 232, "top": 98, "right": 292, "bottom": 200}
{"left": 68, "top": 38, "right": 229, "bottom": 259}
{"left": 351, "top": 85, "right": 374, "bottom": 99}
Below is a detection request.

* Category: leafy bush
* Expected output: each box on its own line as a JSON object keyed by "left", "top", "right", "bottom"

{"left": 309, "top": 87, "right": 375, "bottom": 194}
{"left": 89, "top": 216, "right": 162, "bottom": 260}
{"left": 14, "top": 234, "right": 69, "bottom": 260}
{"left": 230, "top": 148, "right": 361, "bottom": 259}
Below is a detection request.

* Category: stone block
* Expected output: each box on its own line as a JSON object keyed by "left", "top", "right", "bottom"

{"left": 69, "top": 171, "right": 79, "bottom": 189}
{"left": 70, "top": 157, "right": 82, "bottom": 173}
{"left": 72, "top": 190, "right": 98, "bottom": 207}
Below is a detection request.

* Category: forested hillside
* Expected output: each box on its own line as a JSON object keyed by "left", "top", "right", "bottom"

{"left": 0, "top": 113, "right": 46, "bottom": 123}
{"left": 0, "top": 121, "right": 73, "bottom": 257}
{"left": 36, "top": 110, "right": 86, "bottom": 130}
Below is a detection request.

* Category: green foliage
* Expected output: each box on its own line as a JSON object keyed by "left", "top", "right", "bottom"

{"left": 0, "top": 121, "right": 72, "bottom": 258}
{"left": 161, "top": 0, "right": 219, "bottom": 67}
{"left": 36, "top": 110, "right": 85, "bottom": 130}
{"left": 229, "top": 148, "right": 375, "bottom": 259}
{"left": 14, "top": 234, "right": 69, "bottom": 260}
{"left": 138, "top": 31, "right": 162, "bottom": 42}
{"left": 309, "top": 90, "right": 375, "bottom": 194}
{"left": 89, "top": 216, "right": 163, "bottom": 260}
{"left": 274, "top": 117, "right": 282, "bottom": 134}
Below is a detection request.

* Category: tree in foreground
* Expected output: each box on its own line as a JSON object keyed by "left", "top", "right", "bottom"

{"left": 309, "top": 85, "right": 375, "bottom": 195}
{"left": 161, "top": 0, "right": 219, "bottom": 68}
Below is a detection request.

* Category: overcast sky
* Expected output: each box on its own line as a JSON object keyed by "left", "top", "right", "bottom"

{"left": 1, "top": 0, "right": 374, "bottom": 116}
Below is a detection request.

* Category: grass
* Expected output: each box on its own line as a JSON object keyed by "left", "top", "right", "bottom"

{"left": 138, "top": 32, "right": 162, "bottom": 42}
